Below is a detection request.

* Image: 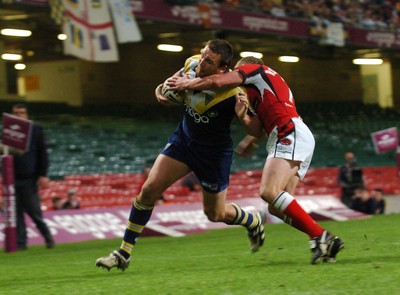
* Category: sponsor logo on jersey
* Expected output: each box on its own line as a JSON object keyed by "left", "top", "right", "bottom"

{"left": 279, "top": 138, "right": 292, "bottom": 145}
{"left": 185, "top": 105, "right": 210, "bottom": 124}
{"left": 206, "top": 110, "right": 218, "bottom": 118}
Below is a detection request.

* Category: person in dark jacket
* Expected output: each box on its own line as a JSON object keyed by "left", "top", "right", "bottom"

{"left": 350, "top": 187, "right": 376, "bottom": 215}
{"left": 12, "top": 104, "right": 54, "bottom": 250}
{"left": 372, "top": 188, "right": 385, "bottom": 214}
{"left": 338, "top": 151, "right": 364, "bottom": 207}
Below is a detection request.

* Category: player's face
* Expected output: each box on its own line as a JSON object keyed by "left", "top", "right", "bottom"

{"left": 196, "top": 46, "right": 225, "bottom": 78}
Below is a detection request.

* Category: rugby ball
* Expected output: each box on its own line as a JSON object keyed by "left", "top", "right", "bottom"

{"left": 161, "top": 85, "right": 185, "bottom": 105}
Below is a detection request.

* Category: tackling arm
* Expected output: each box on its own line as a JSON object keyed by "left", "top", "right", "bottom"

{"left": 234, "top": 92, "right": 266, "bottom": 158}
{"left": 167, "top": 70, "right": 244, "bottom": 91}
{"left": 235, "top": 92, "right": 265, "bottom": 139}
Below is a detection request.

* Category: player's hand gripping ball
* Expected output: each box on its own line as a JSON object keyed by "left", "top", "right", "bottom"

{"left": 161, "top": 85, "right": 186, "bottom": 105}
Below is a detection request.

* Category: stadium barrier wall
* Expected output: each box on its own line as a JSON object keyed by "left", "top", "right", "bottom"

{"left": 0, "top": 195, "right": 368, "bottom": 248}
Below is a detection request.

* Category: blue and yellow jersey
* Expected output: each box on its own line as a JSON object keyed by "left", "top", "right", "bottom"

{"left": 178, "top": 55, "right": 245, "bottom": 146}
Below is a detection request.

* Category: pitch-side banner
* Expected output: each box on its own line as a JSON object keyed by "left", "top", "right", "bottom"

{"left": 371, "top": 127, "right": 398, "bottom": 154}
{"left": 62, "top": 0, "right": 119, "bottom": 62}
{"left": 0, "top": 196, "right": 368, "bottom": 246}
{"left": 2, "top": 113, "right": 33, "bottom": 151}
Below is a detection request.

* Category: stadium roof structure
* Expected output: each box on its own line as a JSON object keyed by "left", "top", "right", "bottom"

{"left": 1, "top": 1, "right": 400, "bottom": 63}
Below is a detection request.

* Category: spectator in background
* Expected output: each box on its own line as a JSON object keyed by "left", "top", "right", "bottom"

{"left": 62, "top": 189, "right": 80, "bottom": 209}
{"left": 372, "top": 188, "right": 385, "bottom": 214}
{"left": 52, "top": 196, "right": 64, "bottom": 210}
{"left": 350, "top": 186, "right": 376, "bottom": 215}
{"left": 338, "top": 151, "right": 364, "bottom": 207}
{"left": 12, "top": 103, "right": 54, "bottom": 250}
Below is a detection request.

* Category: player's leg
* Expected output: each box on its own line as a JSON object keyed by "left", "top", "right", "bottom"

{"left": 96, "top": 154, "right": 190, "bottom": 271}
{"left": 120, "top": 155, "right": 190, "bottom": 255}
{"left": 262, "top": 157, "right": 324, "bottom": 239}
{"left": 261, "top": 137, "right": 343, "bottom": 262}
{"left": 260, "top": 157, "right": 341, "bottom": 264}
{"left": 202, "top": 189, "right": 266, "bottom": 252}
{"left": 15, "top": 184, "right": 28, "bottom": 250}
{"left": 23, "top": 185, "right": 54, "bottom": 249}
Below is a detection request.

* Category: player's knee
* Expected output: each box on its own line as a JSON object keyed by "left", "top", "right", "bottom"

{"left": 140, "top": 183, "right": 163, "bottom": 204}
{"left": 259, "top": 183, "right": 280, "bottom": 203}
{"left": 203, "top": 208, "right": 224, "bottom": 222}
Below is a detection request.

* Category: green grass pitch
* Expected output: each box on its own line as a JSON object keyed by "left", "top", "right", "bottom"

{"left": 1, "top": 214, "right": 399, "bottom": 295}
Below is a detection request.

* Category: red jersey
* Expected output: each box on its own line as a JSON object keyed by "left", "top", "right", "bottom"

{"left": 236, "top": 64, "right": 300, "bottom": 137}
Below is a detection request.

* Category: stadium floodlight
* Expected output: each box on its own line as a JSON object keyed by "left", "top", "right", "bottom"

{"left": 157, "top": 44, "right": 183, "bottom": 52}
{"left": 1, "top": 53, "right": 23, "bottom": 61}
{"left": 352, "top": 58, "right": 383, "bottom": 65}
{"left": 15, "top": 63, "right": 26, "bottom": 70}
{"left": 1, "top": 28, "right": 32, "bottom": 37}
{"left": 240, "top": 51, "right": 263, "bottom": 59}
{"left": 278, "top": 56, "right": 299, "bottom": 63}
{"left": 57, "top": 34, "right": 67, "bottom": 41}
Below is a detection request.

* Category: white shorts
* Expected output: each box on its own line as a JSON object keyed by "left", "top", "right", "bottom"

{"left": 265, "top": 117, "right": 315, "bottom": 180}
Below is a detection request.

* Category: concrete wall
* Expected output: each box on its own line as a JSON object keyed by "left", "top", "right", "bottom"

{"left": 19, "top": 59, "right": 82, "bottom": 106}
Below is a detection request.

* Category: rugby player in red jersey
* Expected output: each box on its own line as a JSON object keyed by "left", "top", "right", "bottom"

{"left": 167, "top": 56, "right": 344, "bottom": 264}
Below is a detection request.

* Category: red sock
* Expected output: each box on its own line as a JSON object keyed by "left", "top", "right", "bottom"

{"left": 273, "top": 192, "right": 324, "bottom": 239}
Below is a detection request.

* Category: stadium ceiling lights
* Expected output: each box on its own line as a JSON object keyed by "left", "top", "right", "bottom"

{"left": 1, "top": 28, "right": 32, "bottom": 37}
{"left": 1, "top": 53, "right": 23, "bottom": 61}
{"left": 352, "top": 58, "right": 383, "bottom": 65}
{"left": 278, "top": 56, "right": 300, "bottom": 63}
{"left": 58, "top": 34, "right": 67, "bottom": 41}
{"left": 14, "top": 63, "right": 26, "bottom": 70}
{"left": 240, "top": 51, "right": 263, "bottom": 59}
{"left": 157, "top": 44, "right": 183, "bottom": 52}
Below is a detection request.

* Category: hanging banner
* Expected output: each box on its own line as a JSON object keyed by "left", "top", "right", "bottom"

{"left": 62, "top": 0, "right": 119, "bottom": 62}
{"left": 371, "top": 127, "right": 398, "bottom": 154}
{"left": 108, "top": 0, "right": 142, "bottom": 43}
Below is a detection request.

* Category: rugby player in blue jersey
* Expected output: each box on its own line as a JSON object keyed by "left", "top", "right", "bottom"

{"left": 96, "top": 39, "right": 266, "bottom": 271}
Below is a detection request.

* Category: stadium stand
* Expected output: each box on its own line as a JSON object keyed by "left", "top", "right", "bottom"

{"left": 1, "top": 101, "right": 399, "bottom": 211}
{"left": 187, "top": 0, "right": 400, "bottom": 32}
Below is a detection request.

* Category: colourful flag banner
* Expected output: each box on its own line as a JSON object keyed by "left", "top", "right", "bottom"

{"left": 48, "top": 0, "right": 67, "bottom": 25}
{"left": 370, "top": 127, "right": 398, "bottom": 154}
{"left": 62, "top": 0, "right": 119, "bottom": 62}
{"left": 108, "top": 0, "right": 142, "bottom": 43}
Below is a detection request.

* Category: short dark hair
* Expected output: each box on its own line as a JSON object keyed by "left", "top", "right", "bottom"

{"left": 13, "top": 103, "right": 27, "bottom": 110}
{"left": 206, "top": 39, "right": 233, "bottom": 67}
{"left": 236, "top": 56, "right": 264, "bottom": 67}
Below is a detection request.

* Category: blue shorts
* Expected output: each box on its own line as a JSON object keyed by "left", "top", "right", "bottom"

{"left": 160, "top": 126, "right": 233, "bottom": 193}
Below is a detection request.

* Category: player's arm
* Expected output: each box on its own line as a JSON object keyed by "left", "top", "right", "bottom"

{"left": 235, "top": 135, "right": 260, "bottom": 158}
{"left": 235, "top": 92, "right": 265, "bottom": 139}
{"left": 234, "top": 92, "right": 266, "bottom": 158}
{"left": 167, "top": 70, "right": 244, "bottom": 91}
{"left": 155, "top": 70, "right": 182, "bottom": 105}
